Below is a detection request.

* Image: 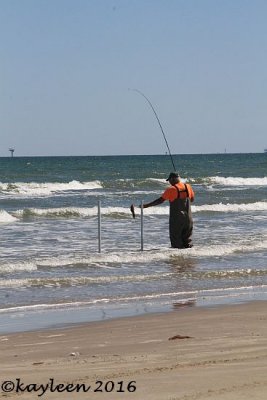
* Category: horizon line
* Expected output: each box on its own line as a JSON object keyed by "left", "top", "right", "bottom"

{"left": 0, "top": 151, "right": 265, "bottom": 158}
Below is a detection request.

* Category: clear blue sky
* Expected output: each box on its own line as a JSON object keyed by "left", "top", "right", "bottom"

{"left": 1, "top": 0, "right": 267, "bottom": 156}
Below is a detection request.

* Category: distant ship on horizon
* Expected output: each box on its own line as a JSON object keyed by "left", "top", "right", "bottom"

{"left": 265, "top": 148, "right": 267, "bottom": 153}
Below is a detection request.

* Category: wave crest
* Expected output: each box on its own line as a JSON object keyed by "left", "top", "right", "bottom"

{"left": 11, "top": 200, "right": 267, "bottom": 219}
{"left": 0, "top": 180, "right": 102, "bottom": 197}
{"left": 206, "top": 176, "right": 267, "bottom": 186}
{"left": 0, "top": 210, "right": 18, "bottom": 224}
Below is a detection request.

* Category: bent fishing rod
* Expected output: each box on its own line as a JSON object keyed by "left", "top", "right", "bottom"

{"left": 129, "top": 88, "right": 176, "bottom": 171}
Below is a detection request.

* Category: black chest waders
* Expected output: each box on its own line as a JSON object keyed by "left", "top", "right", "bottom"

{"left": 169, "top": 184, "right": 193, "bottom": 248}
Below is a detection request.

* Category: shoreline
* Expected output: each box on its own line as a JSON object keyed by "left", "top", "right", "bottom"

{"left": 0, "top": 293, "right": 264, "bottom": 335}
{"left": 1, "top": 300, "right": 267, "bottom": 399}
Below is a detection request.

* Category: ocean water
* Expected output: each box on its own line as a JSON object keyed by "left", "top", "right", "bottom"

{"left": 0, "top": 153, "right": 266, "bottom": 333}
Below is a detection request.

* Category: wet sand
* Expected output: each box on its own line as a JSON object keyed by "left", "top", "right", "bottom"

{"left": 1, "top": 301, "right": 267, "bottom": 399}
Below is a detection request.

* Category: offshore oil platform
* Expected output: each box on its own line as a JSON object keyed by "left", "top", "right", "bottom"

{"left": 9, "top": 148, "right": 15, "bottom": 157}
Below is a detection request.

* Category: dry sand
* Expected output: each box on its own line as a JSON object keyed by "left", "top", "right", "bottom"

{"left": 1, "top": 301, "right": 267, "bottom": 400}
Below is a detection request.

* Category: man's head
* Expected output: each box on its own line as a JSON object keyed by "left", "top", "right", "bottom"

{"left": 166, "top": 172, "right": 180, "bottom": 185}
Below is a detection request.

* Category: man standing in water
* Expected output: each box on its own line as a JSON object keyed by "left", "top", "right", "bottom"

{"left": 132, "top": 172, "right": 194, "bottom": 248}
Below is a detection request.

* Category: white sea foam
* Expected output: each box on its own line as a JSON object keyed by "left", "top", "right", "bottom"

{"left": 208, "top": 176, "right": 267, "bottom": 186}
{"left": 0, "top": 210, "right": 18, "bottom": 224}
{"left": 189, "top": 240, "right": 267, "bottom": 257}
{"left": 0, "top": 279, "right": 30, "bottom": 287}
{"left": 192, "top": 201, "right": 267, "bottom": 213}
{"left": 2, "top": 239, "right": 265, "bottom": 275}
{"left": 0, "top": 262, "right": 37, "bottom": 274}
{"left": 0, "top": 272, "right": 174, "bottom": 288}
{"left": 0, "top": 180, "right": 102, "bottom": 197}
{"left": 35, "top": 252, "right": 177, "bottom": 266}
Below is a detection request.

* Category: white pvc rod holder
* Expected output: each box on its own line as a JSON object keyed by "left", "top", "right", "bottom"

{"left": 98, "top": 199, "right": 101, "bottom": 253}
{"left": 140, "top": 200, "right": 144, "bottom": 251}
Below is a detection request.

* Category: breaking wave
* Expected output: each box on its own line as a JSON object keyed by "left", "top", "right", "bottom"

{"left": 0, "top": 210, "right": 18, "bottom": 223}
{"left": 193, "top": 201, "right": 267, "bottom": 213}
{"left": 0, "top": 262, "right": 37, "bottom": 274}
{"left": 203, "top": 176, "right": 267, "bottom": 186}
{"left": 147, "top": 176, "right": 267, "bottom": 187}
{"left": 0, "top": 180, "right": 102, "bottom": 197}
{"left": 1, "top": 268, "right": 267, "bottom": 289}
{"left": 0, "top": 176, "right": 265, "bottom": 199}
{"left": 11, "top": 201, "right": 267, "bottom": 219}
{"left": 13, "top": 206, "right": 136, "bottom": 218}
{"left": 0, "top": 272, "right": 174, "bottom": 288}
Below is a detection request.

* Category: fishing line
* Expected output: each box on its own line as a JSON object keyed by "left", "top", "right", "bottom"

{"left": 129, "top": 88, "right": 176, "bottom": 171}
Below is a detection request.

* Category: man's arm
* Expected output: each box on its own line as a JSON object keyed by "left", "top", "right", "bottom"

{"left": 189, "top": 185, "right": 195, "bottom": 202}
{"left": 142, "top": 197, "right": 165, "bottom": 208}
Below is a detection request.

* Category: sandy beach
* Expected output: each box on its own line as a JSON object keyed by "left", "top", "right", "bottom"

{"left": 1, "top": 301, "right": 267, "bottom": 400}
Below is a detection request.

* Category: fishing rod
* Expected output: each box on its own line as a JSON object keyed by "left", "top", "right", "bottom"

{"left": 130, "top": 88, "right": 176, "bottom": 171}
